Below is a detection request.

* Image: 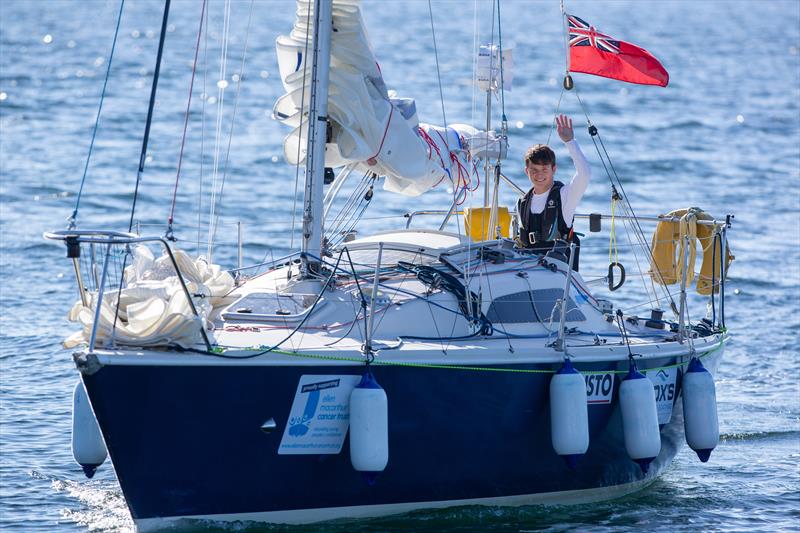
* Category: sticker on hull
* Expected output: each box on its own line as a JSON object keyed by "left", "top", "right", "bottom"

{"left": 278, "top": 375, "right": 361, "bottom": 455}
{"left": 647, "top": 367, "right": 678, "bottom": 424}
{"left": 585, "top": 372, "right": 614, "bottom": 405}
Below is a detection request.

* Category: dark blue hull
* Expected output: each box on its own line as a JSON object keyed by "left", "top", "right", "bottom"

{"left": 82, "top": 354, "right": 699, "bottom": 525}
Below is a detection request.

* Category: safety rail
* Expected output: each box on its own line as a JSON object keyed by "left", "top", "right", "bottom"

{"left": 405, "top": 209, "right": 733, "bottom": 230}
{"left": 402, "top": 208, "right": 732, "bottom": 335}
{"left": 573, "top": 212, "right": 734, "bottom": 228}
{"left": 133, "top": 220, "right": 247, "bottom": 269}
{"left": 43, "top": 229, "right": 212, "bottom": 352}
{"left": 405, "top": 210, "right": 452, "bottom": 228}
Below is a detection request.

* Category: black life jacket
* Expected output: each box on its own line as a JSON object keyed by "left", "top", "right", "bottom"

{"left": 517, "top": 181, "right": 581, "bottom": 271}
{"left": 517, "top": 181, "right": 572, "bottom": 248}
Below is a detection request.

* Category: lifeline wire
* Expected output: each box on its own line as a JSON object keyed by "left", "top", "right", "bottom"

{"left": 192, "top": 335, "right": 723, "bottom": 376}
{"left": 69, "top": 0, "right": 125, "bottom": 230}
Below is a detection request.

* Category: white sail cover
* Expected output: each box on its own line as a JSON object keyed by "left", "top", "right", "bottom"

{"left": 274, "top": 0, "right": 505, "bottom": 196}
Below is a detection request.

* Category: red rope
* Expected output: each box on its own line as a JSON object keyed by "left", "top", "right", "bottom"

{"left": 419, "top": 128, "right": 450, "bottom": 187}
{"left": 367, "top": 103, "right": 394, "bottom": 164}
{"left": 168, "top": 0, "right": 206, "bottom": 229}
{"left": 434, "top": 129, "right": 477, "bottom": 194}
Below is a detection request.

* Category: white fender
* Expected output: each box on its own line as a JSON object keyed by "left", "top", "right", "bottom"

{"left": 71, "top": 381, "right": 107, "bottom": 478}
{"left": 549, "top": 358, "right": 589, "bottom": 468}
{"left": 349, "top": 372, "right": 388, "bottom": 475}
{"left": 682, "top": 358, "right": 719, "bottom": 462}
{"left": 620, "top": 365, "right": 661, "bottom": 472}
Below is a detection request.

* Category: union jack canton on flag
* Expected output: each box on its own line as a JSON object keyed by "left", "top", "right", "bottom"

{"left": 568, "top": 15, "right": 620, "bottom": 54}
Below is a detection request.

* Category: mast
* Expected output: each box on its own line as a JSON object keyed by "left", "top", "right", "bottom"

{"left": 301, "top": 0, "right": 333, "bottom": 274}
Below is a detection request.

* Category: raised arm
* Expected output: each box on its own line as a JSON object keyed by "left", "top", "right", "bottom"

{"left": 558, "top": 115, "right": 591, "bottom": 224}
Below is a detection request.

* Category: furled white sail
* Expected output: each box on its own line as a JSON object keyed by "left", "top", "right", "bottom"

{"left": 63, "top": 246, "right": 235, "bottom": 349}
{"left": 274, "top": 0, "right": 504, "bottom": 197}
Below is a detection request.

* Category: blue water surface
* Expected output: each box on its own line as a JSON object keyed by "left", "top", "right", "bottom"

{"left": 1, "top": 0, "right": 798, "bottom": 531}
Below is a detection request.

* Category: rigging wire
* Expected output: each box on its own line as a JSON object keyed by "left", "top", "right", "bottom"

{"left": 128, "top": 0, "right": 171, "bottom": 233}
{"left": 69, "top": 0, "right": 125, "bottom": 230}
{"left": 470, "top": 0, "right": 479, "bottom": 132}
{"left": 545, "top": 87, "right": 565, "bottom": 146}
{"left": 569, "top": 86, "right": 679, "bottom": 316}
{"left": 197, "top": 2, "right": 210, "bottom": 254}
{"left": 210, "top": 0, "right": 256, "bottom": 248}
{"left": 427, "top": 0, "right": 449, "bottom": 134}
{"left": 481, "top": 0, "right": 497, "bottom": 210}
{"left": 551, "top": 7, "right": 679, "bottom": 315}
{"left": 167, "top": 0, "right": 207, "bottom": 240}
{"left": 428, "top": 0, "right": 467, "bottom": 243}
{"left": 371, "top": 251, "right": 423, "bottom": 336}
{"left": 326, "top": 178, "right": 375, "bottom": 248}
{"left": 115, "top": 0, "right": 170, "bottom": 341}
{"left": 496, "top": 0, "right": 506, "bottom": 124}
{"left": 343, "top": 247, "right": 368, "bottom": 343}
{"left": 207, "top": 0, "right": 232, "bottom": 259}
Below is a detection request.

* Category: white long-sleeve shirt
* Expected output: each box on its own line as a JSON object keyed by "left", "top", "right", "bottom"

{"left": 528, "top": 139, "right": 591, "bottom": 226}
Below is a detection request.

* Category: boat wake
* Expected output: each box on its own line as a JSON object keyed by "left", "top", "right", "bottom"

{"left": 719, "top": 429, "right": 800, "bottom": 443}
{"left": 44, "top": 474, "right": 133, "bottom": 532}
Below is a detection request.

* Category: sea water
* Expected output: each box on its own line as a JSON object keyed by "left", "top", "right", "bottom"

{"left": 1, "top": 1, "right": 798, "bottom": 531}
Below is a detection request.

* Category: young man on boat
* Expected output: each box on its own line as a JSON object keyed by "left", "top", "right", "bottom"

{"left": 517, "top": 114, "right": 591, "bottom": 269}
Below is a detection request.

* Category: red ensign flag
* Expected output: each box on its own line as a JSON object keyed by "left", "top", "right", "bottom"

{"left": 567, "top": 14, "right": 669, "bottom": 87}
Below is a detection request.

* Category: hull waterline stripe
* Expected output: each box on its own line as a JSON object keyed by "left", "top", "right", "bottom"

{"left": 133, "top": 476, "right": 657, "bottom": 531}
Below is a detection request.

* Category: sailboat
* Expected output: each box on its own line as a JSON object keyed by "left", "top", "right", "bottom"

{"left": 46, "top": 1, "right": 733, "bottom": 531}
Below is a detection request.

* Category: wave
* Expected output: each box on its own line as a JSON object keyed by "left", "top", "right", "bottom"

{"left": 720, "top": 429, "right": 800, "bottom": 442}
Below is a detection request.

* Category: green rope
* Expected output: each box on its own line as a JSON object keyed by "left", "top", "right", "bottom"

{"left": 224, "top": 341, "right": 724, "bottom": 376}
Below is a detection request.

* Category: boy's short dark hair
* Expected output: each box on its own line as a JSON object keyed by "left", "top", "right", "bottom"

{"left": 524, "top": 144, "right": 556, "bottom": 166}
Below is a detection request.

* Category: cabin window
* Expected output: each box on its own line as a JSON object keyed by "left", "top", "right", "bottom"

{"left": 486, "top": 289, "right": 586, "bottom": 324}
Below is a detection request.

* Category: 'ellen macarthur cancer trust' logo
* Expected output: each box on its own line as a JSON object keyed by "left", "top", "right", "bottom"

{"left": 288, "top": 379, "right": 340, "bottom": 436}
